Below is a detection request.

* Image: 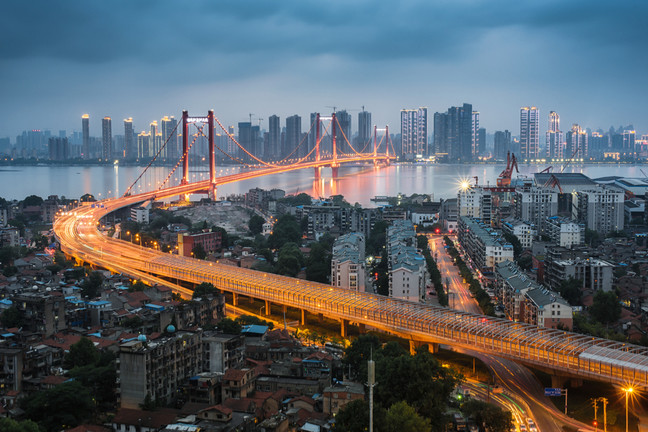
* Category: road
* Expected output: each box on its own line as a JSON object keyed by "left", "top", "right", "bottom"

{"left": 428, "top": 234, "right": 594, "bottom": 432}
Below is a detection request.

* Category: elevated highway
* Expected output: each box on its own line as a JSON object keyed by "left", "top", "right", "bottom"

{"left": 55, "top": 162, "right": 648, "bottom": 391}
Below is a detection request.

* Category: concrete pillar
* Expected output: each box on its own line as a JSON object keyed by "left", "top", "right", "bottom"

{"left": 232, "top": 293, "right": 238, "bottom": 306}
{"left": 331, "top": 166, "right": 339, "bottom": 178}
{"left": 264, "top": 300, "right": 271, "bottom": 316}
{"left": 409, "top": 341, "right": 439, "bottom": 355}
{"left": 551, "top": 375, "right": 568, "bottom": 389}
{"left": 249, "top": 296, "right": 254, "bottom": 304}
{"left": 301, "top": 309, "right": 307, "bottom": 325}
{"left": 358, "top": 323, "right": 366, "bottom": 334}
{"left": 341, "top": 319, "right": 349, "bottom": 338}
{"left": 570, "top": 378, "right": 583, "bottom": 388}
{"left": 318, "top": 313, "right": 324, "bottom": 322}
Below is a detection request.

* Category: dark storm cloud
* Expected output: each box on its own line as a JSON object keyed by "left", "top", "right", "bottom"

{"left": 2, "top": 0, "right": 647, "bottom": 65}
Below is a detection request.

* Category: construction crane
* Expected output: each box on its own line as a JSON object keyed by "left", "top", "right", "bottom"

{"left": 542, "top": 146, "right": 579, "bottom": 192}
{"left": 496, "top": 151, "right": 519, "bottom": 187}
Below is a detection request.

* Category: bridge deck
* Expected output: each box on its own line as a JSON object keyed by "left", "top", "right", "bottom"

{"left": 54, "top": 159, "right": 648, "bottom": 390}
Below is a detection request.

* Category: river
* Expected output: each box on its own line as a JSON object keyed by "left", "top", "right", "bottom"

{"left": 0, "top": 163, "right": 636, "bottom": 206}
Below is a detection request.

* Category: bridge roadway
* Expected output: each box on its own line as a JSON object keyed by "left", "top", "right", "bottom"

{"left": 54, "top": 159, "right": 648, "bottom": 391}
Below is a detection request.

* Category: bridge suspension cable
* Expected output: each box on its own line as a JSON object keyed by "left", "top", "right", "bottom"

{"left": 158, "top": 124, "right": 206, "bottom": 190}
{"left": 123, "top": 117, "right": 181, "bottom": 196}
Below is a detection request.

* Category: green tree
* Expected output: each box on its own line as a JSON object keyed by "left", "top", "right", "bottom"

{"left": 585, "top": 228, "right": 601, "bottom": 246}
{"left": 22, "top": 194, "right": 43, "bottom": 207}
{"left": 80, "top": 271, "right": 104, "bottom": 298}
{"left": 385, "top": 401, "right": 431, "bottom": 432}
{"left": 64, "top": 336, "right": 100, "bottom": 369}
{"left": 0, "top": 417, "right": 40, "bottom": 432}
{"left": 461, "top": 399, "right": 513, "bottom": 432}
{"left": 193, "top": 282, "right": 218, "bottom": 298}
{"left": 276, "top": 242, "right": 304, "bottom": 276}
{"left": 248, "top": 214, "right": 265, "bottom": 235}
{"left": 590, "top": 290, "right": 622, "bottom": 324}
{"left": 367, "top": 220, "right": 389, "bottom": 255}
{"left": 68, "top": 363, "right": 117, "bottom": 407}
{"left": 129, "top": 280, "right": 148, "bottom": 292}
{"left": 417, "top": 234, "right": 429, "bottom": 251}
{"left": 21, "top": 381, "right": 94, "bottom": 432}
{"left": 559, "top": 277, "right": 582, "bottom": 306}
{"left": 122, "top": 316, "right": 144, "bottom": 330}
{"left": 217, "top": 317, "right": 242, "bottom": 334}
{"left": 333, "top": 399, "right": 386, "bottom": 432}
{"left": 375, "top": 348, "right": 460, "bottom": 428}
{"left": 1, "top": 306, "right": 24, "bottom": 328}
{"left": 212, "top": 226, "right": 229, "bottom": 249}
{"left": 267, "top": 214, "right": 302, "bottom": 249}
{"left": 192, "top": 243, "right": 207, "bottom": 259}
{"left": 305, "top": 242, "right": 330, "bottom": 283}
{"left": 502, "top": 232, "right": 523, "bottom": 259}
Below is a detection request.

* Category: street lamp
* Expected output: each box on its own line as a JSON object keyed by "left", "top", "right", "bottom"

{"left": 623, "top": 387, "right": 633, "bottom": 432}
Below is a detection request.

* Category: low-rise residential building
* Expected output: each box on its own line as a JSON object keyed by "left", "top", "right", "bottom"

{"left": 523, "top": 287, "right": 573, "bottom": 330}
{"left": 458, "top": 217, "right": 514, "bottom": 275}
{"left": 203, "top": 333, "right": 245, "bottom": 373}
{"left": 458, "top": 186, "right": 492, "bottom": 225}
{"left": 501, "top": 218, "right": 536, "bottom": 248}
{"left": 514, "top": 186, "right": 558, "bottom": 233}
{"left": 544, "top": 216, "right": 585, "bottom": 249}
{"left": 572, "top": 185, "right": 625, "bottom": 234}
{"left": 495, "top": 261, "right": 573, "bottom": 329}
{"left": 178, "top": 231, "right": 222, "bottom": 257}
{"left": 331, "top": 233, "right": 366, "bottom": 292}
{"left": 130, "top": 206, "right": 150, "bottom": 224}
{"left": 119, "top": 331, "right": 202, "bottom": 409}
{"left": 322, "top": 381, "right": 364, "bottom": 415}
{"left": 386, "top": 220, "right": 428, "bottom": 302}
{"left": 544, "top": 258, "right": 615, "bottom": 293}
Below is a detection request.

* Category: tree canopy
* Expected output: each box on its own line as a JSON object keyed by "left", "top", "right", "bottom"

{"left": 193, "top": 282, "right": 218, "bottom": 299}
{"left": 590, "top": 290, "right": 622, "bottom": 324}
{"left": 64, "top": 336, "right": 100, "bottom": 369}
{"left": 248, "top": 214, "right": 265, "bottom": 235}
{"left": 21, "top": 381, "right": 94, "bottom": 432}
{"left": 267, "top": 214, "right": 301, "bottom": 249}
{"left": 80, "top": 270, "right": 104, "bottom": 298}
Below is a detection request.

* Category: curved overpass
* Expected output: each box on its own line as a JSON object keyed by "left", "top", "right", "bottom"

{"left": 54, "top": 160, "right": 648, "bottom": 391}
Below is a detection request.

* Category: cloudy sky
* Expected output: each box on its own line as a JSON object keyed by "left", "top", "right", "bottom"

{"left": 1, "top": 0, "right": 647, "bottom": 138}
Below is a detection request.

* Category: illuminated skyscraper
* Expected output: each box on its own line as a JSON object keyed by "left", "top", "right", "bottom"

{"left": 285, "top": 115, "right": 301, "bottom": 159}
{"left": 546, "top": 111, "right": 563, "bottom": 159}
{"left": 494, "top": 130, "right": 511, "bottom": 160}
{"left": 161, "top": 116, "right": 178, "bottom": 161}
{"left": 433, "top": 103, "right": 472, "bottom": 161}
{"left": 472, "top": 111, "right": 480, "bottom": 157}
{"left": 622, "top": 130, "right": 636, "bottom": 155}
{"left": 137, "top": 132, "right": 151, "bottom": 159}
{"left": 102, "top": 117, "right": 112, "bottom": 160}
{"left": 268, "top": 115, "right": 280, "bottom": 160}
{"left": 357, "top": 110, "right": 372, "bottom": 152}
{"left": 124, "top": 118, "right": 135, "bottom": 160}
{"left": 566, "top": 124, "right": 588, "bottom": 160}
{"left": 82, "top": 114, "right": 90, "bottom": 159}
{"left": 335, "top": 110, "right": 352, "bottom": 154}
{"left": 400, "top": 107, "right": 427, "bottom": 159}
{"left": 520, "top": 107, "right": 539, "bottom": 160}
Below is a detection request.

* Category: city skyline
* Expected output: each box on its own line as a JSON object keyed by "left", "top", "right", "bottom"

{"left": 2, "top": 1, "right": 648, "bottom": 137}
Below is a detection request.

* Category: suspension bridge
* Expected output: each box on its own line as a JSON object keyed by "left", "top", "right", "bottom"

{"left": 54, "top": 110, "right": 648, "bottom": 392}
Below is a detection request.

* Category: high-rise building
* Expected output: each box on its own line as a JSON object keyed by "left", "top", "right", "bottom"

{"left": 82, "top": 114, "right": 90, "bottom": 159}
{"left": 546, "top": 111, "right": 563, "bottom": 159}
{"left": 433, "top": 104, "right": 472, "bottom": 161}
{"left": 137, "top": 131, "right": 151, "bottom": 159}
{"left": 124, "top": 118, "right": 135, "bottom": 160}
{"left": 472, "top": 111, "right": 480, "bottom": 157}
{"left": 494, "top": 130, "right": 511, "bottom": 160}
{"left": 589, "top": 132, "right": 608, "bottom": 158}
{"left": 400, "top": 107, "right": 427, "bottom": 159}
{"left": 285, "top": 115, "right": 302, "bottom": 160}
{"left": 101, "top": 117, "right": 112, "bottom": 160}
{"left": 357, "top": 110, "right": 372, "bottom": 152}
{"left": 520, "top": 107, "right": 539, "bottom": 160}
{"left": 161, "top": 116, "right": 178, "bottom": 161}
{"left": 48, "top": 137, "right": 69, "bottom": 161}
{"left": 477, "top": 128, "right": 486, "bottom": 157}
{"left": 623, "top": 130, "right": 636, "bottom": 155}
{"left": 335, "top": 110, "right": 352, "bottom": 154}
{"left": 566, "top": 124, "right": 588, "bottom": 160}
{"left": 268, "top": 115, "right": 280, "bottom": 160}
